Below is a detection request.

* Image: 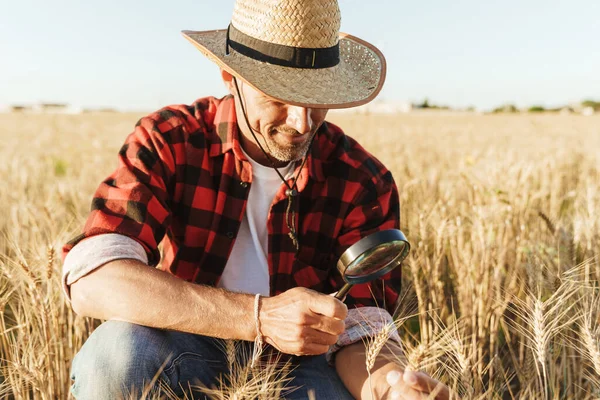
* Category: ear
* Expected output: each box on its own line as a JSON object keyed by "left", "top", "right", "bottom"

{"left": 221, "top": 69, "right": 236, "bottom": 95}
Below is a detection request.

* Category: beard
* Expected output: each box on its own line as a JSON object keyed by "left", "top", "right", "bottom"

{"left": 261, "top": 126, "right": 316, "bottom": 163}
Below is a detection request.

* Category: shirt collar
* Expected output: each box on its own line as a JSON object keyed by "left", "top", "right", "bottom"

{"left": 208, "top": 95, "right": 327, "bottom": 184}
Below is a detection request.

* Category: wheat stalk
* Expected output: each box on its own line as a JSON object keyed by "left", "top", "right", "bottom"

{"left": 581, "top": 320, "right": 600, "bottom": 377}
{"left": 567, "top": 289, "right": 600, "bottom": 394}
{"left": 507, "top": 280, "right": 580, "bottom": 398}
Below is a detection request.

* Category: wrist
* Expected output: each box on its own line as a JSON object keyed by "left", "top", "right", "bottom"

{"left": 257, "top": 294, "right": 271, "bottom": 340}
{"left": 250, "top": 293, "right": 264, "bottom": 367}
{"left": 223, "top": 290, "right": 257, "bottom": 341}
{"left": 335, "top": 342, "right": 400, "bottom": 399}
{"left": 244, "top": 293, "right": 259, "bottom": 341}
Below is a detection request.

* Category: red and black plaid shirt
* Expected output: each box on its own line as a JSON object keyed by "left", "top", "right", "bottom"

{"left": 63, "top": 95, "right": 401, "bottom": 313}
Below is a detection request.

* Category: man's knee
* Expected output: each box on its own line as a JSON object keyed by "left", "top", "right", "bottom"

{"left": 71, "top": 320, "right": 172, "bottom": 398}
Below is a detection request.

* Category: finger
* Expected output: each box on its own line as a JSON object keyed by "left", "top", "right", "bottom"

{"left": 386, "top": 370, "right": 430, "bottom": 400}
{"left": 263, "top": 332, "right": 330, "bottom": 356}
{"left": 391, "top": 385, "right": 429, "bottom": 400}
{"left": 403, "top": 370, "right": 450, "bottom": 400}
{"left": 304, "top": 327, "right": 340, "bottom": 347}
{"left": 390, "top": 385, "right": 430, "bottom": 400}
{"left": 296, "top": 342, "right": 330, "bottom": 356}
{"left": 296, "top": 309, "right": 345, "bottom": 335}
{"left": 309, "top": 314, "right": 345, "bottom": 335}
{"left": 308, "top": 293, "right": 348, "bottom": 320}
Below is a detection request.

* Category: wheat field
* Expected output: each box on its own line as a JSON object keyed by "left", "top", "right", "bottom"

{"left": 0, "top": 110, "right": 599, "bottom": 399}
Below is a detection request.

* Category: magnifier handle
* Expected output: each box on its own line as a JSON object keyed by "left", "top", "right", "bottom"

{"left": 335, "top": 283, "right": 353, "bottom": 300}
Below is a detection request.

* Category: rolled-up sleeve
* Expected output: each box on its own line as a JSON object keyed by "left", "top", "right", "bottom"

{"left": 326, "top": 307, "right": 401, "bottom": 364}
{"left": 62, "top": 233, "right": 148, "bottom": 301}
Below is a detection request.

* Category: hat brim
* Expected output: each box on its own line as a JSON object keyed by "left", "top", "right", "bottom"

{"left": 182, "top": 29, "right": 386, "bottom": 109}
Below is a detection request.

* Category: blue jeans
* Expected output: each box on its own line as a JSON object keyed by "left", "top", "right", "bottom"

{"left": 71, "top": 320, "right": 354, "bottom": 399}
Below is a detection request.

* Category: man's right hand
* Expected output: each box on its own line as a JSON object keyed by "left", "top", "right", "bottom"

{"left": 259, "top": 287, "right": 348, "bottom": 356}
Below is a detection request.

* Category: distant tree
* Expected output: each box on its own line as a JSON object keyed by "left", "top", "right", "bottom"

{"left": 528, "top": 106, "right": 546, "bottom": 113}
{"left": 415, "top": 98, "right": 452, "bottom": 110}
{"left": 582, "top": 99, "right": 600, "bottom": 110}
{"left": 492, "top": 104, "right": 518, "bottom": 113}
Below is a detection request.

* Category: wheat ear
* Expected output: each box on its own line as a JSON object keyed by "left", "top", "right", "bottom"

{"left": 366, "top": 323, "right": 393, "bottom": 372}
{"left": 225, "top": 339, "right": 237, "bottom": 374}
{"left": 46, "top": 245, "right": 55, "bottom": 281}
{"left": 364, "top": 322, "right": 394, "bottom": 399}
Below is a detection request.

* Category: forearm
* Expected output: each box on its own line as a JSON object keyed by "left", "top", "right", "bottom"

{"left": 335, "top": 341, "right": 402, "bottom": 399}
{"left": 70, "top": 259, "right": 256, "bottom": 341}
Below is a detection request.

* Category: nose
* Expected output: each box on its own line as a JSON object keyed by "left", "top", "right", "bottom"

{"left": 286, "top": 106, "right": 313, "bottom": 135}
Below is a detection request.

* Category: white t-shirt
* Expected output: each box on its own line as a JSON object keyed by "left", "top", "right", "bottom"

{"left": 216, "top": 151, "right": 294, "bottom": 296}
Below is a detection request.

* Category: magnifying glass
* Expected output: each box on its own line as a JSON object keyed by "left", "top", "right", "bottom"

{"left": 334, "top": 229, "right": 410, "bottom": 300}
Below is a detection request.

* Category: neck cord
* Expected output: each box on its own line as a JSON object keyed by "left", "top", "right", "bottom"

{"left": 233, "top": 77, "right": 316, "bottom": 250}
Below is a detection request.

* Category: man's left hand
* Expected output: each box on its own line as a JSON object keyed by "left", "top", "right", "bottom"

{"left": 382, "top": 368, "right": 449, "bottom": 399}
{"left": 335, "top": 341, "right": 450, "bottom": 399}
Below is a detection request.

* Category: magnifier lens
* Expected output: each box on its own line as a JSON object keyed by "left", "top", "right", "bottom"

{"left": 345, "top": 241, "right": 408, "bottom": 278}
{"left": 335, "top": 230, "right": 410, "bottom": 300}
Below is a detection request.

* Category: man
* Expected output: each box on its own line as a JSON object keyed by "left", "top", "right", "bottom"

{"left": 63, "top": 0, "right": 450, "bottom": 398}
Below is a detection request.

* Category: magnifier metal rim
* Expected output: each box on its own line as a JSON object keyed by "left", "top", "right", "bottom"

{"left": 337, "top": 229, "right": 410, "bottom": 284}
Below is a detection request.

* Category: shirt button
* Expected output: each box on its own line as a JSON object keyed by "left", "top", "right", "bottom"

{"left": 240, "top": 181, "right": 249, "bottom": 188}
{"left": 226, "top": 232, "right": 235, "bottom": 239}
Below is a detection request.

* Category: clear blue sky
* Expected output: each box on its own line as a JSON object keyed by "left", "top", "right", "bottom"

{"left": 1, "top": 0, "right": 598, "bottom": 111}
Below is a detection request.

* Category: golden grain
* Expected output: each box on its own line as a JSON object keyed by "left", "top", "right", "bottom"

{"left": 1, "top": 111, "right": 599, "bottom": 398}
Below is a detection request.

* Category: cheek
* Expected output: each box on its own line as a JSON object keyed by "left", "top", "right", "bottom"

{"left": 265, "top": 108, "right": 292, "bottom": 132}
{"left": 247, "top": 105, "right": 270, "bottom": 132}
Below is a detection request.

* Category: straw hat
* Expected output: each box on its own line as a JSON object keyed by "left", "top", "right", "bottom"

{"left": 182, "top": 0, "right": 386, "bottom": 109}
